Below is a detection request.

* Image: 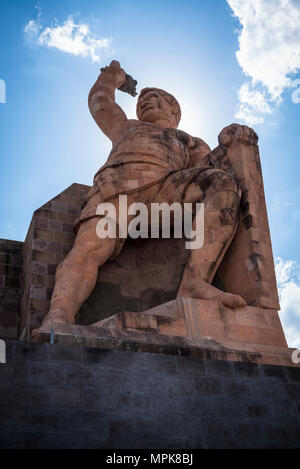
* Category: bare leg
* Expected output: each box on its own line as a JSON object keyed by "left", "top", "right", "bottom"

{"left": 178, "top": 171, "right": 246, "bottom": 308}
{"left": 42, "top": 218, "right": 116, "bottom": 326}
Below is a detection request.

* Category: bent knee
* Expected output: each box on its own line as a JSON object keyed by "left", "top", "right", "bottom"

{"left": 77, "top": 237, "right": 116, "bottom": 264}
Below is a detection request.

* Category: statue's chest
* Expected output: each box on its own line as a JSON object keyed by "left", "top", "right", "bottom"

{"left": 114, "top": 124, "right": 193, "bottom": 156}
{"left": 162, "top": 128, "right": 194, "bottom": 153}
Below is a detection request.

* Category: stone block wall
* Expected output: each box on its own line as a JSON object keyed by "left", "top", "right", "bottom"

{"left": 21, "top": 183, "right": 90, "bottom": 335}
{"left": 0, "top": 239, "right": 23, "bottom": 337}
{"left": 0, "top": 339, "right": 299, "bottom": 449}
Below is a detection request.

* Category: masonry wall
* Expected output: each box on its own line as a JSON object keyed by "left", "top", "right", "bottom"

{"left": 0, "top": 339, "right": 299, "bottom": 449}
{"left": 0, "top": 239, "right": 23, "bottom": 338}
{"left": 21, "top": 183, "right": 90, "bottom": 334}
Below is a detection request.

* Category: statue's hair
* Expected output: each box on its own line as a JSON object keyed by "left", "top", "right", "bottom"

{"left": 137, "top": 87, "right": 181, "bottom": 125}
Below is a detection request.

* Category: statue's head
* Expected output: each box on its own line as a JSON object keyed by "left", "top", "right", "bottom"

{"left": 136, "top": 88, "right": 181, "bottom": 128}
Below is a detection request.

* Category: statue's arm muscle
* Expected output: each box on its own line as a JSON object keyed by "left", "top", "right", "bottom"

{"left": 88, "top": 74, "right": 128, "bottom": 143}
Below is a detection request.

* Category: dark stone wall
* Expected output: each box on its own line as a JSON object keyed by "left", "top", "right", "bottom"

{"left": 0, "top": 239, "right": 23, "bottom": 338}
{"left": 0, "top": 339, "right": 299, "bottom": 449}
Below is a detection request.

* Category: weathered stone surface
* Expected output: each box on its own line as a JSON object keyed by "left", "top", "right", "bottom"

{"left": 207, "top": 129, "right": 280, "bottom": 310}
{"left": 22, "top": 61, "right": 283, "bottom": 354}
{"left": 0, "top": 61, "right": 286, "bottom": 364}
{"left": 0, "top": 239, "right": 23, "bottom": 337}
{"left": 32, "top": 309, "right": 297, "bottom": 367}
{"left": 37, "top": 60, "right": 258, "bottom": 329}
{"left": 20, "top": 183, "right": 90, "bottom": 335}
{"left": 88, "top": 297, "right": 289, "bottom": 362}
{"left": 1, "top": 339, "right": 300, "bottom": 449}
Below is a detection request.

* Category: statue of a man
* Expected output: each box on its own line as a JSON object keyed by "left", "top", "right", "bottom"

{"left": 41, "top": 60, "right": 248, "bottom": 327}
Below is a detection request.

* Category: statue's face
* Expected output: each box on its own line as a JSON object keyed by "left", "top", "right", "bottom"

{"left": 137, "top": 91, "right": 176, "bottom": 127}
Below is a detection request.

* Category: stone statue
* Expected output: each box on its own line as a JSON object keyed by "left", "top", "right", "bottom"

{"left": 40, "top": 60, "right": 259, "bottom": 328}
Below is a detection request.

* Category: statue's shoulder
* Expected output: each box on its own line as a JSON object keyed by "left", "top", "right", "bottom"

{"left": 191, "top": 136, "right": 211, "bottom": 154}
{"left": 112, "top": 119, "right": 153, "bottom": 147}
{"left": 126, "top": 119, "right": 144, "bottom": 130}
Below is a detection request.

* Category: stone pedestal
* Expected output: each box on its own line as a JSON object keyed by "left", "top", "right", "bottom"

{"left": 33, "top": 298, "right": 296, "bottom": 367}
{"left": 94, "top": 297, "right": 287, "bottom": 348}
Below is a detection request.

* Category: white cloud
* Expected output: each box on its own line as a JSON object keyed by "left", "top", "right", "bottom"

{"left": 24, "top": 19, "right": 41, "bottom": 36}
{"left": 275, "top": 257, "right": 300, "bottom": 348}
{"left": 275, "top": 257, "right": 296, "bottom": 285}
{"left": 227, "top": 0, "right": 300, "bottom": 124}
{"left": 291, "top": 78, "right": 300, "bottom": 104}
{"left": 283, "top": 325, "right": 300, "bottom": 349}
{"left": 235, "top": 83, "right": 271, "bottom": 125}
{"left": 24, "top": 14, "right": 110, "bottom": 63}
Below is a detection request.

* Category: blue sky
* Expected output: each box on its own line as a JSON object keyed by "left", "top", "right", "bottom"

{"left": 1, "top": 0, "right": 300, "bottom": 346}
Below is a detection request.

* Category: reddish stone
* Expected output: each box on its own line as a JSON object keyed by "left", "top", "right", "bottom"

{"left": 16, "top": 62, "right": 285, "bottom": 361}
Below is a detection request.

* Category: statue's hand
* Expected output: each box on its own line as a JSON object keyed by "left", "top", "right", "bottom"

{"left": 100, "top": 60, "right": 126, "bottom": 89}
{"left": 218, "top": 123, "right": 258, "bottom": 148}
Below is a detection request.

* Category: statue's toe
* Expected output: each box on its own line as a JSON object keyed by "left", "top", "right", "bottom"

{"left": 219, "top": 292, "right": 247, "bottom": 308}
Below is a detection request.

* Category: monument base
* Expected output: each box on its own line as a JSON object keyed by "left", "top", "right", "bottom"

{"left": 32, "top": 298, "right": 297, "bottom": 367}
{"left": 2, "top": 338, "right": 300, "bottom": 448}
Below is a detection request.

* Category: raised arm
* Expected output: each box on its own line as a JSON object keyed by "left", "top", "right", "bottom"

{"left": 88, "top": 61, "right": 128, "bottom": 143}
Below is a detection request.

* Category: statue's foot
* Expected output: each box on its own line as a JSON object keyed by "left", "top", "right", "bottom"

{"left": 177, "top": 278, "right": 247, "bottom": 308}
{"left": 211, "top": 291, "right": 247, "bottom": 308}
{"left": 41, "top": 309, "right": 74, "bottom": 327}
{"left": 31, "top": 309, "right": 74, "bottom": 341}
